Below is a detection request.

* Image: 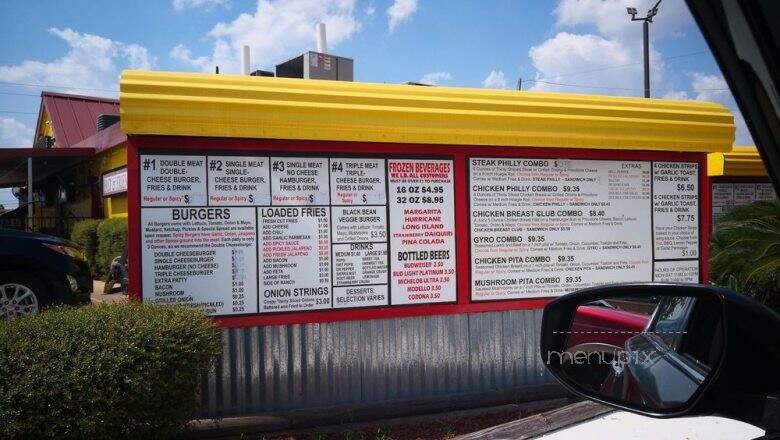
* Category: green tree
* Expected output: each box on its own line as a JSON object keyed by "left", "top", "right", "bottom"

{"left": 95, "top": 218, "right": 127, "bottom": 280}
{"left": 709, "top": 201, "right": 780, "bottom": 309}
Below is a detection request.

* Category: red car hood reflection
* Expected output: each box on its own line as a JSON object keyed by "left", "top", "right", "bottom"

{"left": 566, "top": 305, "right": 649, "bottom": 349}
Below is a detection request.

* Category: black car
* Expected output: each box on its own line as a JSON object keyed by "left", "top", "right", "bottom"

{"left": 0, "top": 228, "right": 92, "bottom": 320}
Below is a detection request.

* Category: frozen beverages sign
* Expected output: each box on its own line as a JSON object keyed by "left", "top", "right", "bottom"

{"left": 139, "top": 154, "right": 456, "bottom": 316}
{"left": 388, "top": 160, "right": 456, "bottom": 305}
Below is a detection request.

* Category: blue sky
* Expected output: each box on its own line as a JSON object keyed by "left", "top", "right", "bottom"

{"left": 0, "top": 0, "right": 751, "bottom": 207}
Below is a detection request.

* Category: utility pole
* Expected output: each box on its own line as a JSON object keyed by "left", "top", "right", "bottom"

{"left": 627, "top": 0, "right": 661, "bottom": 98}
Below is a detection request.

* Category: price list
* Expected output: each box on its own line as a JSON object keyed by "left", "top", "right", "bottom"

{"left": 712, "top": 182, "right": 777, "bottom": 225}
{"left": 231, "top": 249, "right": 248, "bottom": 312}
{"left": 652, "top": 162, "right": 699, "bottom": 260}
{"left": 469, "top": 158, "right": 702, "bottom": 300}
{"left": 139, "top": 153, "right": 456, "bottom": 316}
{"left": 330, "top": 158, "right": 390, "bottom": 308}
{"left": 140, "top": 155, "right": 207, "bottom": 206}
{"left": 258, "top": 206, "right": 332, "bottom": 312}
{"left": 140, "top": 206, "right": 258, "bottom": 315}
{"left": 388, "top": 159, "right": 457, "bottom": 304}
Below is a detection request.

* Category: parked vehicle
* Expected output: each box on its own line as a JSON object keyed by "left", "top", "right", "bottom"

{"left": 0, "top": 228, "right": 92, "bottom": 320}
{"left": 103, "top": 247, "right": 128, "bottom": 295}
{"left": 541, "top": 283, "right": 779, "bottom": 435}
{"left": 566, "top": 302, "right": 651, "bottom": 350}
{"left": 540, "top": 0, "right": 780, "bottom": 436}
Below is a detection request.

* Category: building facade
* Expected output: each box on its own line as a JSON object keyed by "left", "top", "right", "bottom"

{"left": 120, "top": 70, "right": 735, "bottom": 417}
{"left": 0, "top": 92, "right": 128, "bottom": 236}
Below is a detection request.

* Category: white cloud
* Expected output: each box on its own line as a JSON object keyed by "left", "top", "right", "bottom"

{"left": 172, "top": 0, "right": 359, "bottom": 73}
{"left": 690, "top": 72, "right": 728, "bottom": 102}
{"left": 419, "top": 71, "right": 451, "bottom": 85}
{"left": 170, "top": 44, "right": 212, "bottom": 71}
{"left": 365, "top": 3, "right": 376, "bottom": 16}
{"left": 482, "top": 70, "right": 508, "bottom": 89}
{"left": 730, "top": 112, "right": 751, "bottom": 144}
{"left": 527, "top": 32, "right": 663, "bottom": 95}
{"left": 661, "top": 90, "right": 689, "bottom": 100}
{"left": 661, "top": 72, "right": 750, "bottom": 143}
{"left": 0, "top": 189, "right": 18, "bottom": 210}
{"left": 0, "top": 117, "right": 34, "bottom": 148}
{"left": 554, "top": 0, "right": 692, "bottom": 41}
{"left": 387, "top": 0, "right": 417, "bottom": 33}
{"left": 525, "top": 0, "right": 694, "bottom": 97}
{"left": 529, "top": 1, "right": 751, "bottom": 144}
{"left": 173, "top": 0, "right": 230, "bottom": 11}
{"left": 687, "top": 72, "right": 751, "bottom": 144}
{"left": 0, "top": 27, "right": 153, "bottom": 97}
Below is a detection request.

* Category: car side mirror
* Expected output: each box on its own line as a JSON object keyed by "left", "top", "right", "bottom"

{"left": 540, "top": 283, "right": 780, "bottom": 432}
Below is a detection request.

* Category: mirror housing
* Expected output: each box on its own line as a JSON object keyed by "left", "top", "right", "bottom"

{"left": 540, "top": 283, "right": 780, "bottom": 431}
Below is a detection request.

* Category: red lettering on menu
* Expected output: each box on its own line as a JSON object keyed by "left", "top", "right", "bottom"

{"left": 389, "top": 161, "right": 451, "bottom": 180}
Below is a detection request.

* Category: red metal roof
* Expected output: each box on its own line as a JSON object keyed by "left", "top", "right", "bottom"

{"left": 69, "top": 122, "right": 126, "bottom": 153}
{"left": 37, "top": 91, "right": 119, "bottom": 148}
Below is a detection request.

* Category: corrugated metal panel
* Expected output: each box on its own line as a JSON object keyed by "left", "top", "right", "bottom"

{"left": 68, "top": 122, "right": 127, "bottom": 154}
{"left": 200, "top": 310, "right": 558, "bottom": 417}
{"left": 708, "top": 145, "right": 770, "bottom": 177}
{"left": 42, "top": 91, "right": 119, "bottom": 148}
{"left": 120, "top": 70, "right": 735, "bottom": 153}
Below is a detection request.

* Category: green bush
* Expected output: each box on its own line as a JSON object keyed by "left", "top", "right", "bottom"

{"left": 710, "top": 201, "right": 780, "bottom": 309}
{"left": 0, "top": 303, "right": 222, "bottom": 439}
{"left": 96, "top": 218, "right": 127, "bottom": 280}
{"left": 70, "top": 219, "right": 102, "bottom": 277}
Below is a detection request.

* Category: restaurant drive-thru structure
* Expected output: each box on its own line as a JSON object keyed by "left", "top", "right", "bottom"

{"left": 0, "top": 92, "right": 128, "bottom": 234}
{"left": 118, "top": 70, "right": 736, "bottom": 418}
{"left": 708, "top": 145, "right": 778, "bottom": 225}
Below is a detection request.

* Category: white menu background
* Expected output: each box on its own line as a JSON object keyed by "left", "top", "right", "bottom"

{"left": 141, "top": 206, "right": 258, "bottom": 315}
{"left": 652, "top": 162, "right": 699, "bottom": 259}
{"left": 470, "top": 158, "right": 701, "bottom": 300}
{"left": 140, "top": 155, "right": 207, "bottom": 206}
{"left": 139, "top": 154, "right": 456, "bottom": 316}
{"left": 712, "top": 182, "right": 777, "bottom": 225}
{"left": 388, "top": 159, "right": 457, "bottom": 305}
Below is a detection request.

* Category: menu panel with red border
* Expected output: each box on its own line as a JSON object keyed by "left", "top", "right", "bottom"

{"left": 139, "top": 153, "right": 456, "bottom": 316}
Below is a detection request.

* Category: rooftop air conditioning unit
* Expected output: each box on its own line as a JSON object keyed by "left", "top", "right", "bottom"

{"left": 275, "top": 51, "right": 353, "bottom": 81}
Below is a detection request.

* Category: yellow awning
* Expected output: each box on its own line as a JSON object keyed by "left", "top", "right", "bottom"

{"left": 708, "top": 145, "right": 769, "bottom": 176}
{"left": 120, "top": 70, "right": 735, "bottom": 153}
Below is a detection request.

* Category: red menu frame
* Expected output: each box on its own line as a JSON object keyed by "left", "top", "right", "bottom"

{"left": 127, "top": 135, "right": 710, "bottom": 328}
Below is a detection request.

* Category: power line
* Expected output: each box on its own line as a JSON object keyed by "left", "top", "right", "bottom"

{"left": 516, "top": 49, "right": 723, "bottom": 94}
{"left": 0, "top": 49, "right": 713, "bottom": 96}
{"left": 523, "top": 79, "right": 637, "bottom": 91}
{"left": 548, "top": 50, "right": 709, "bottom": 81}
{"left": 659, "top": 50, "right": 710, "bottom": 62}
{"left": 522, "top": 78, "right": 729, "bottom": 93}
{"left": 0, "top": 91, "right": 41, "bottom": 97}
{"left": 0, "top": 110, "right": 38, "bottom": 115}
{"left": 0, "top": 80, "right": 118, "bottom": 93}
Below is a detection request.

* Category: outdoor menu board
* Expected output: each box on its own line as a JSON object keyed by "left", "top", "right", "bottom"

{"left": 711, "top": 182, "right": 777, "bottom": 224}
{"left": 139, "top": 154, "right": 456, "bottom": 316}
{"left": 139, "top": 153, "right": 703, "bottom": 315}
{"left": 469, "top": 158, "right": 701, "bottom": 300}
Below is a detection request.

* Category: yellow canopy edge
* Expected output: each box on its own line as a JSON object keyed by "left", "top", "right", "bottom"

{"left": 120, "top": 70, "right": 735, "bottom": 153}
{"left": 708, "top": 145, "right": 769, "bottom": 176}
